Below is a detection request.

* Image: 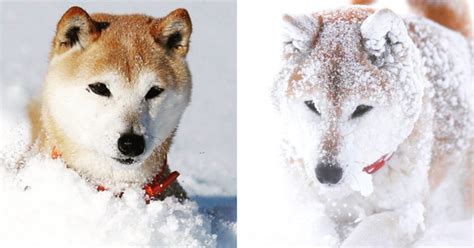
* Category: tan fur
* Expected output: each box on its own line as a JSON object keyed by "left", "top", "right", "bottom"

{"left": 351, "top": 0, "right": 376, "bottom": 5}
{"left": 49, "top": 9, "right": 191, "bottom": 90}
{"left": 27, "top": 98, "right": 41, "bottom": 144}
{"left": 27, "top": 6, "right": 192, "bottom": 201}
{"left": 351, "top": 0, "right": 472, "bottom": 38}
{"left": 284, "top": 8, "right": 391, "bottom": 100}
{"left": 408, "top": 0, "right": 472, "bottom": 38}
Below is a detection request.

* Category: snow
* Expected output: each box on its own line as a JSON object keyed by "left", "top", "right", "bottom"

{"left": 361, "top": 8, "right": 409, "bottom": 51}
{"left": 238, "top": 0, "right": 473, "bottom": 246}
{"left": 415, "top": 218, "right": 474, "bottom": 247}
{"left": 0, "top": 1, "right": 235, "bottom": 247}
{"left": 0, "top": 156, "right": 216, "bottom": 247}
{"left": 281, "top": 14, "right": 320, "bottom": 53}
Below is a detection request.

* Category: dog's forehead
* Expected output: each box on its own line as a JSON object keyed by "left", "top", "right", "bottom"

{"left": 286, "top": 9, "right": 388, "bottom": 102}
{"left": 88, "top": 14, "right": 169, "bottom": 86}
{"left": 51, "top": 13, "right": 189, "bottom": 90}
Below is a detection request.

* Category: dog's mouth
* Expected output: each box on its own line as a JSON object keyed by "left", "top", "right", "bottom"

{"left": 113, "top": 157, "right": 135, "bottom": 165}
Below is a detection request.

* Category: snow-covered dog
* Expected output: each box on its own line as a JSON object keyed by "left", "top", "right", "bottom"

{"left": 26, "top": 6, "right": 192, "bottom": 201}
{"left": 273, "top": 2, "right": 472, "bottom": 246}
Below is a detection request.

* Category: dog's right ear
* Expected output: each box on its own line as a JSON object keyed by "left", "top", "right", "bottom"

{"left": 53, "top": 6, "right": 100, "bottom": 55}
{"left": 281, "top": 14, "right": 321, "bottom": 54}
{"left": 360, "top": 9, "right": 411, "bottom": 67}
{"left": 151, "top": 8, "right": 193, "bottom": 57}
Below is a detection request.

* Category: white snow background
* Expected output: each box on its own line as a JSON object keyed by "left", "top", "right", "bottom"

{"left": 238, "top": 0, "right": 472, "bottom": 247}
{"left": 0, "top": 0, "right": 236, "bottom": 247}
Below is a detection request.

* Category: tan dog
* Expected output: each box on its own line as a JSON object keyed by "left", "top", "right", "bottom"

{"left": 27, "top": 6, "right": 193, "bottom": 201}
{"left": 274, "top": 2, "right": 472, "bottom": 246}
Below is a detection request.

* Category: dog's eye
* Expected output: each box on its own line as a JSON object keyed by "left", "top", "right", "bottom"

{"left": 145, "top": 86, "right": 164, "bottom": 100}
{"left": 351, "top": 104, "right": 373, "bottom": 119}
{"left": 88, "top": 83, "right": 111, "bottom": 97}
{"left": 304, "top": 100, "right": 321, "bottom": 115}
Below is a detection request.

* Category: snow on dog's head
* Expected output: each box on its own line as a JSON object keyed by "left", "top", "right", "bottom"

{"left": 41, "top": 7, "right": 192, "bottom": 177}
{"left": 273, "top": 7, "right": 425, "bottom": 195}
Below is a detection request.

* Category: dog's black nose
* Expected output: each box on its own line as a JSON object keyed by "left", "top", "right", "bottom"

{"left": 315, "top": 162, "right": 343, "bottom": 185}
{"left": 118, "top": 133, "right": 145, "bottom": 157}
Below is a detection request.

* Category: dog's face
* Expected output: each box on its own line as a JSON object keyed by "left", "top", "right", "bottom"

{"left": 274, "top": 8, "right": 424, "bottom": 188}
{"left": 44, "top": 7, "right": 192, "bottom": 167}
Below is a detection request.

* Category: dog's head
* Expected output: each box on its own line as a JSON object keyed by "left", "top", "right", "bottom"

{"left": 44, "top": 6, "right": 192, "bottom": 167}
{"left": 274, "top": 7, "right": 424, "bottom": 189}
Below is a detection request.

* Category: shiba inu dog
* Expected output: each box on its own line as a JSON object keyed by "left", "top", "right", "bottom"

{"left": 273, "top": 1, "right": 472, "bottom": 246}
{"left": 27, "top": 6, "right": 193, "bottom": 201}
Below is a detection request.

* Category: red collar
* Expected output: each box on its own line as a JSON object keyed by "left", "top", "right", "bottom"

{"left": 362, "top": 153, "right": 393, "bottom": 174}
{"left": 142, "top": 166, "right": 180, "bottom": 202}
{"left": 51, "top": 146, "right": 179, "bottom": 202}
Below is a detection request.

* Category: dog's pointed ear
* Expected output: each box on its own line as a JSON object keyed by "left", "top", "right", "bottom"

{"left": 360, "top": 9, "right": 411, "bottom": 66}
{"left": 281, "top": 14, "right": 321, "bottom": 53}
{"left": 151, "top": 8, "right": 192, "bottom": 57}
{"left": 53, "top": 6, "right": 100, "bottom": 54}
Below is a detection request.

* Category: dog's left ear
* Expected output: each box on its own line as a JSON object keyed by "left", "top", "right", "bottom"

{"left": 53, "top": 6, "right": 101, "bottom": 55}
{"left": 360, "top": 9, "right": 411, "bottom": 67}
{"left": 151, "top": 8, "right": 192, "bottom": 57}
{"left": 281, "top": 14, "right": 321, "bottom": 53}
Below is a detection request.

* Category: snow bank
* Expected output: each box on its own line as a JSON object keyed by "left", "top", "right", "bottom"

{"left": 0, "top": 153, "right": 216, "bottom": 247}
{"left": 414, "top": 218, "right": 474, "bottom": 247}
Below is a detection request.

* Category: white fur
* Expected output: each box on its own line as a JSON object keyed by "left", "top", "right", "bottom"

{"left": 43, "top": 68, "right": 190, "bottom": 188}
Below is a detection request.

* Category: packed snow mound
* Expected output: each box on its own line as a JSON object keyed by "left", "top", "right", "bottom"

{"left": 0, "top": 155, "right": 216, "bottom": 247}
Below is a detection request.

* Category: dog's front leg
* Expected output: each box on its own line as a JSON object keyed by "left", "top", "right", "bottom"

{"left": 340, "top": 205, "right": 423, "bottom": 247}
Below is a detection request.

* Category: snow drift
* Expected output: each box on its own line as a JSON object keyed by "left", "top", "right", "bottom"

{"left": 0, "top": 150, "right": 216, "bottom": 247}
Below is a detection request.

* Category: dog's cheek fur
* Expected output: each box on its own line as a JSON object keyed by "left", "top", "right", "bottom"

{"left": 44, "top": 76, "right": 118, "bottom": 158}
{"left": 144, "top": 88, "right": 190, "bottom": 155}
{"left": 281, "top": 99, "right": 327, "bottom": 178}
{"left": 126, "top": 69, "right": 191, "bottom": 158}
{"left": 338, "top": 103, "right": 416, "bottom": 168}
